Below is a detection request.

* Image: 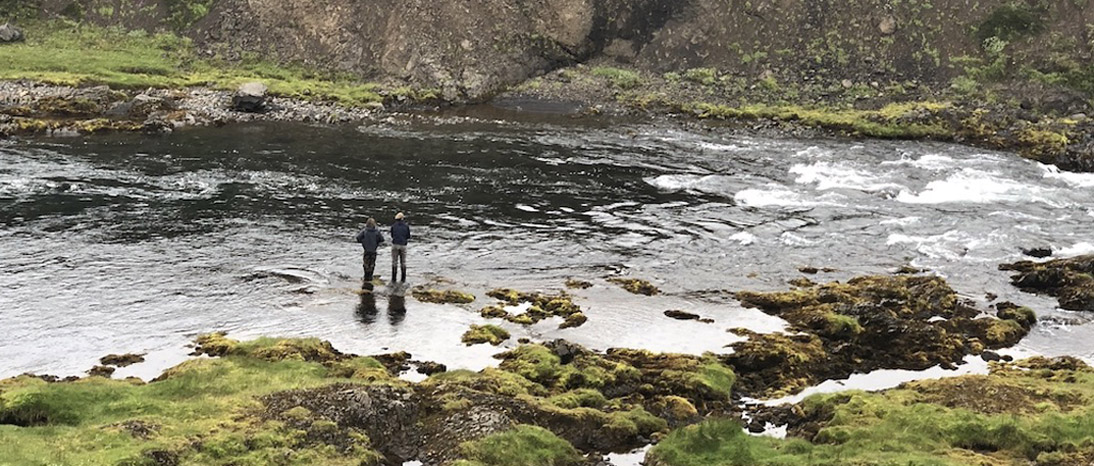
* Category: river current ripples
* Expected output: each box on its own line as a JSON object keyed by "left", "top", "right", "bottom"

{"left": 2, "top": 112, "right": 1093, "bottom": 380}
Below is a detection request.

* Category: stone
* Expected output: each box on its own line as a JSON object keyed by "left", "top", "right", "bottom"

{"left": 1021, "top": 247, "right": 1052, "bottom": 258}
{"left": 878, "top": 16, "right": 897, "bottom": 35}
{"left": 100, "top": 353, "right": 146, "bottom": 367}
{"left": 415, "top": 361, "right": 447, "bottom": 375}
{"left": 664, "top": 310, "right": 700, "bottom": 321}
{"left": 0, "top": 23, "right": 24, "bottom": 43}
{"left": 231, "top": 82, "right": 268, "bottom": 112}
{"left": 841, "top": 79, "right": 854, "bottom": 89}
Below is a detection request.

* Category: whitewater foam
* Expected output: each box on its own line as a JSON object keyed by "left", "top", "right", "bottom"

{"left": 896, "top": 168, "right": 1064, "bottom": 206}
{"left": 790, "top": 161, "right": 905, "bottom": 193}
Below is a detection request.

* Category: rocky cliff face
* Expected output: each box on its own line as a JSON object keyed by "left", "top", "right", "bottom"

{"left": 18, "top": 0, "right": 1094, "bottom": 100}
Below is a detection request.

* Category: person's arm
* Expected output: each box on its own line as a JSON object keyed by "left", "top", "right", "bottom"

{"left": 355, "top": 229, "right": 366, "bottom": 243}
{"left": 406, "top": 225, "right": 412, "bottom": 240}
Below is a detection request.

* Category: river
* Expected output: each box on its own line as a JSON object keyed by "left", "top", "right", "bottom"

{"left": 2, "top": 110, "right": 1093, "bottom": 381}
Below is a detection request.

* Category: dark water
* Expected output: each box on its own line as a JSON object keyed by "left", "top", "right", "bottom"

{"left": 2, "top": 113, "right": 1093, "bottom": 379}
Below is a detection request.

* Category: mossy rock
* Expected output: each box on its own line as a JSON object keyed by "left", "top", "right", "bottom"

{"left": 1001, "top": 255, "right": 1094, "bottom": 312}
{"left": 462, "top": 325, "right": 511, "bottom": 346}
{"left": 412, "top": 288, "right": 475, "bottom": 304}
{"left": 608, "top": 277, "right": 660, "bottom": 296}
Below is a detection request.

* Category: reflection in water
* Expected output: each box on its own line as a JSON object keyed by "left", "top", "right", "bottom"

{"left": 356, "top": 286, "right": 378, "bottom": 324}
{"left": 388, "top": 295, "right": 407, "bottom": 326}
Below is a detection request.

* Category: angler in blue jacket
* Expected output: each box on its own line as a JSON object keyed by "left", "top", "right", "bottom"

{"left": 355, "top": 218, "right": 384, "bottom": 281}
{"left": 390, "top": 212, "right": 411, "bottom": 283}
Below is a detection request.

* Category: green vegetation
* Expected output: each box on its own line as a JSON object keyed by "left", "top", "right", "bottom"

{"left": 0, "top": 21, "right": 389, "bottom": 106}
{"left": 461, "top": 324, "right": 511, "bottom": 346}
{"left": 607, "top": 277, "right": 661, "bottom": 296}
{"left": 686, "top": 101, "right": 955, "bottom": 139}
{"left": 591, "top": 67, "right": 642, "bottom": 89}
{"left": 411, "top": 288, "right": 476, "bottom": 304}
{"left": 453, "top": 425, "right": 583, "bottom": 466}
{"left": 650, "top": 358, "right": 1094, "bottom": 466}
{"left": 976, "top": 4, "right": 1047, "bottom": 42}
{"left": 0, "top": 336, "right": 391, "bottom": 465}
{"left": 165, "top": 0, "right": 216, "bottom": 31}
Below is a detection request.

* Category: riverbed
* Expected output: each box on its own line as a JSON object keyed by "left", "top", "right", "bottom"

{"left": 2, "top": 110, "right": 1093, "bottom": 380}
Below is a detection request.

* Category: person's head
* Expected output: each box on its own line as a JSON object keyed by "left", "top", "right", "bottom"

{"left": 395, "top": 212, "right": 405, "bottom": 221}
{"left": 366, "top": 218, "right": 376, "bottom": 228}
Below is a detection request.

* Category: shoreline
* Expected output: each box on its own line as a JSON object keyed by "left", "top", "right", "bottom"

{"left": 5, "top": 258, "right": 1094, "bottom": 464}
{"left": 3, "top": 73, "right": 1092, "bottom": 174}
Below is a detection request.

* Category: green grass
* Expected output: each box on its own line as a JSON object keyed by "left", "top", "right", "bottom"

{"left": 0, "top": 341, "right": 390, "bottom": 465}
{"left": 650, "top": 363, "right": 1094, "bottom": 466}
{"left": 591, "top": 67, "right": 642, "bottom": 89}
{"left": 0, "top": 21, "right": 387, "bottom": 106}
{"left": 453, "top": 425, "right": 583, "bottom": 466}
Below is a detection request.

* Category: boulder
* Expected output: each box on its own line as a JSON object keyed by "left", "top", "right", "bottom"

{"left": 0, "top": 23, "right": 24, "bottom": 43}
{"left": 106, "top": 94, "right": 175, "bottom": 119}
{"left": 231, "top": 81, "right": 268, "bottom": 112}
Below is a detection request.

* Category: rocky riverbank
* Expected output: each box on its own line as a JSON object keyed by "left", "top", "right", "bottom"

{"left": 5, "top": 259, "right": 1091, "bottom": 465}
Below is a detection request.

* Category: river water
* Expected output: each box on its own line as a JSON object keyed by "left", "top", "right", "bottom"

{"left": 2, "top": 110, "right": 1093, "bottom": 381}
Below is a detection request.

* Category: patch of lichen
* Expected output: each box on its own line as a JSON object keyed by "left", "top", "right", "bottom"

{"left": 608, "top": 277, "right": 661, "bottom": 296}
{"left": 1001, "top": 254, "right": 1094, "bottom": 312}
{"left": 411, "top": 288, "right": 475, "bottom": 304}
{"left": 461, "top": 324, "right": 511, "bottom": 346}
{"left": 728, "top": 275, "right": 1032, "bottom": 398}
{"left": 650, "top": 357, "right": 1094, "bottom": 466}
{"left": 483, "top": 288, "right": 586, "bottom": 328}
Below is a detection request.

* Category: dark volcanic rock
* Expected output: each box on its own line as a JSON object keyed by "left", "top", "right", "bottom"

{"left": 664, "top": 310, "right": 700, "bottom": 321}
{"left": 100, "top": 353, "right": 146, "bottom": 367}
{"left": 1000, "top": 254, "right": 1094, "bottom": 311}
{"left": 231, "top": 82, "right": 268, "bottom": 112}
{"left": 1022, "top": 247, "right": 1053, "bottom": 258}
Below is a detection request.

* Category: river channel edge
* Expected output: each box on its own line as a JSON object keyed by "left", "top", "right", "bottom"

{"left": 4, "top": 41, "right": 1094, "bottom": 466}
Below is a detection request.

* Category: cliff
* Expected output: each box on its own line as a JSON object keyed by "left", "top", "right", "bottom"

{"left": 11, "top": 0, "right": 1093, "bottom": 102}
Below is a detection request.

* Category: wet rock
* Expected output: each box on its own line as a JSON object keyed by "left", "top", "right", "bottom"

{"left": 728, "top": 275, "right": 1028, "bottom": 398}
{"left": 608, "top": 277, "right": 660, "bottom": 296}
{"left": 373, "top": 351, "right": 413, "bottom": 373}
{"left": 416, "top": 361, "right": 447, "bottom": 376}
{"left": 485, "top": 288, "right": 585, "bottom": 327}
{"left": 1022, "top": 247, "right": 1053, "bottom": 258}
{"left": 798, "top": 266, "right": 819, "bottom": 274}
{"left": 995, "top": 302, "right": 1037, "bottom": 330}
{"left": 100, "top": 353, "right": 146, "bottom": 367}
{"left": 1000, "top": 254, "right": 1094, "bottom": 311}
{"left": 412, "top": 288, "right": 475, "bottom": 304}
{"left": 664, "top": 310, "right": 700, "bottom": 321}
{"left": 87, "top": 365, "right": 115, "bottom": 378}
{"left": 0, "top": 23, "right": 24, "bottom": 43}
{"left": 981, "top": 350, "right": 1003, "bottom": 362}
{"left": 231, "top": 82, "right": 268, "bottom": 112}
{"left": 559, "top": 312, "right": 587, "bottom": 329}
{"left": 565, "top": 278, "right": 593, "bottom": 289}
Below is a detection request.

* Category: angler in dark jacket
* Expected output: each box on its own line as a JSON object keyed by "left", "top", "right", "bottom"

{"left": 355, "top": 218, "right": 384, "bottom": 281}
{"left": 390, "top": 212, "right": 411, "bottom": 283}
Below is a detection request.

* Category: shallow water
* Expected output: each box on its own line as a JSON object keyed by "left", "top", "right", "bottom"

{"left": 2, "top": 111, "right": 1093, "bottom": 381}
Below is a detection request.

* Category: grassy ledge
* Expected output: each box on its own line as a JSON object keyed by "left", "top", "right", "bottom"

{"left": 0, "top": 21, "right": 441, "bottom": 107}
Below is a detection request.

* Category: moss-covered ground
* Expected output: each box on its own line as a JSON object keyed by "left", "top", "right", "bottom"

{"left": 649, "top": 357, "right": 1094, "bottom": 466}
{"left": 5, "top": 332, "right": 1092, "bottom": 465}
{"left": 0, "top": 21, "right": 439, "bottom": 106}
{"left": 0, "top": 336, "right": 393, "bottom": 465}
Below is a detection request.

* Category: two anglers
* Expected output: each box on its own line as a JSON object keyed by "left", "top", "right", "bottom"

{"left": 355, "top": 212, "right": 411, "bottom": 283}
